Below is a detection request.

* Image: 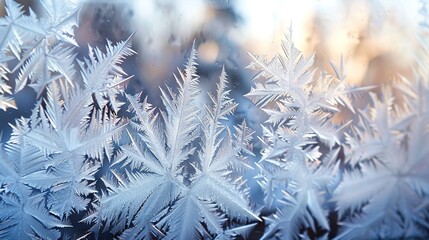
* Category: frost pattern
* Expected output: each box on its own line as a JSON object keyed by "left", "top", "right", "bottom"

{"left": 0, "top": 0, "right": 428, "bottom": 239}
{"left": 334, "top": 77, "right": 429, "bottom": 239}
{"left": 246, "top": 28, "right": 363, "bottom": 239}
{"left": 0, "top": 0, "right": 78, "bottom": 95}
{"left": 0, "top": 1, "right": 133, "bottom": 238}
{"left": 86, "top": 47, "right": 259, "bottom": 239}
{"left": 0, "top": 132, "right": 63, "bottom": 239}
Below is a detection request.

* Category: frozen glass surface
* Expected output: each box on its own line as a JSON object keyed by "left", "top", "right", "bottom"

{"left": 0, "top": 0, "right": 428, "bottom": 239}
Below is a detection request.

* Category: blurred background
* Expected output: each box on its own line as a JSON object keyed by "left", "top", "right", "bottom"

{"left": 74, "top": 0, "right": 424, "bottom": 92}
{"left": 0, "top": 0, "right": 427, "bottom": 140}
